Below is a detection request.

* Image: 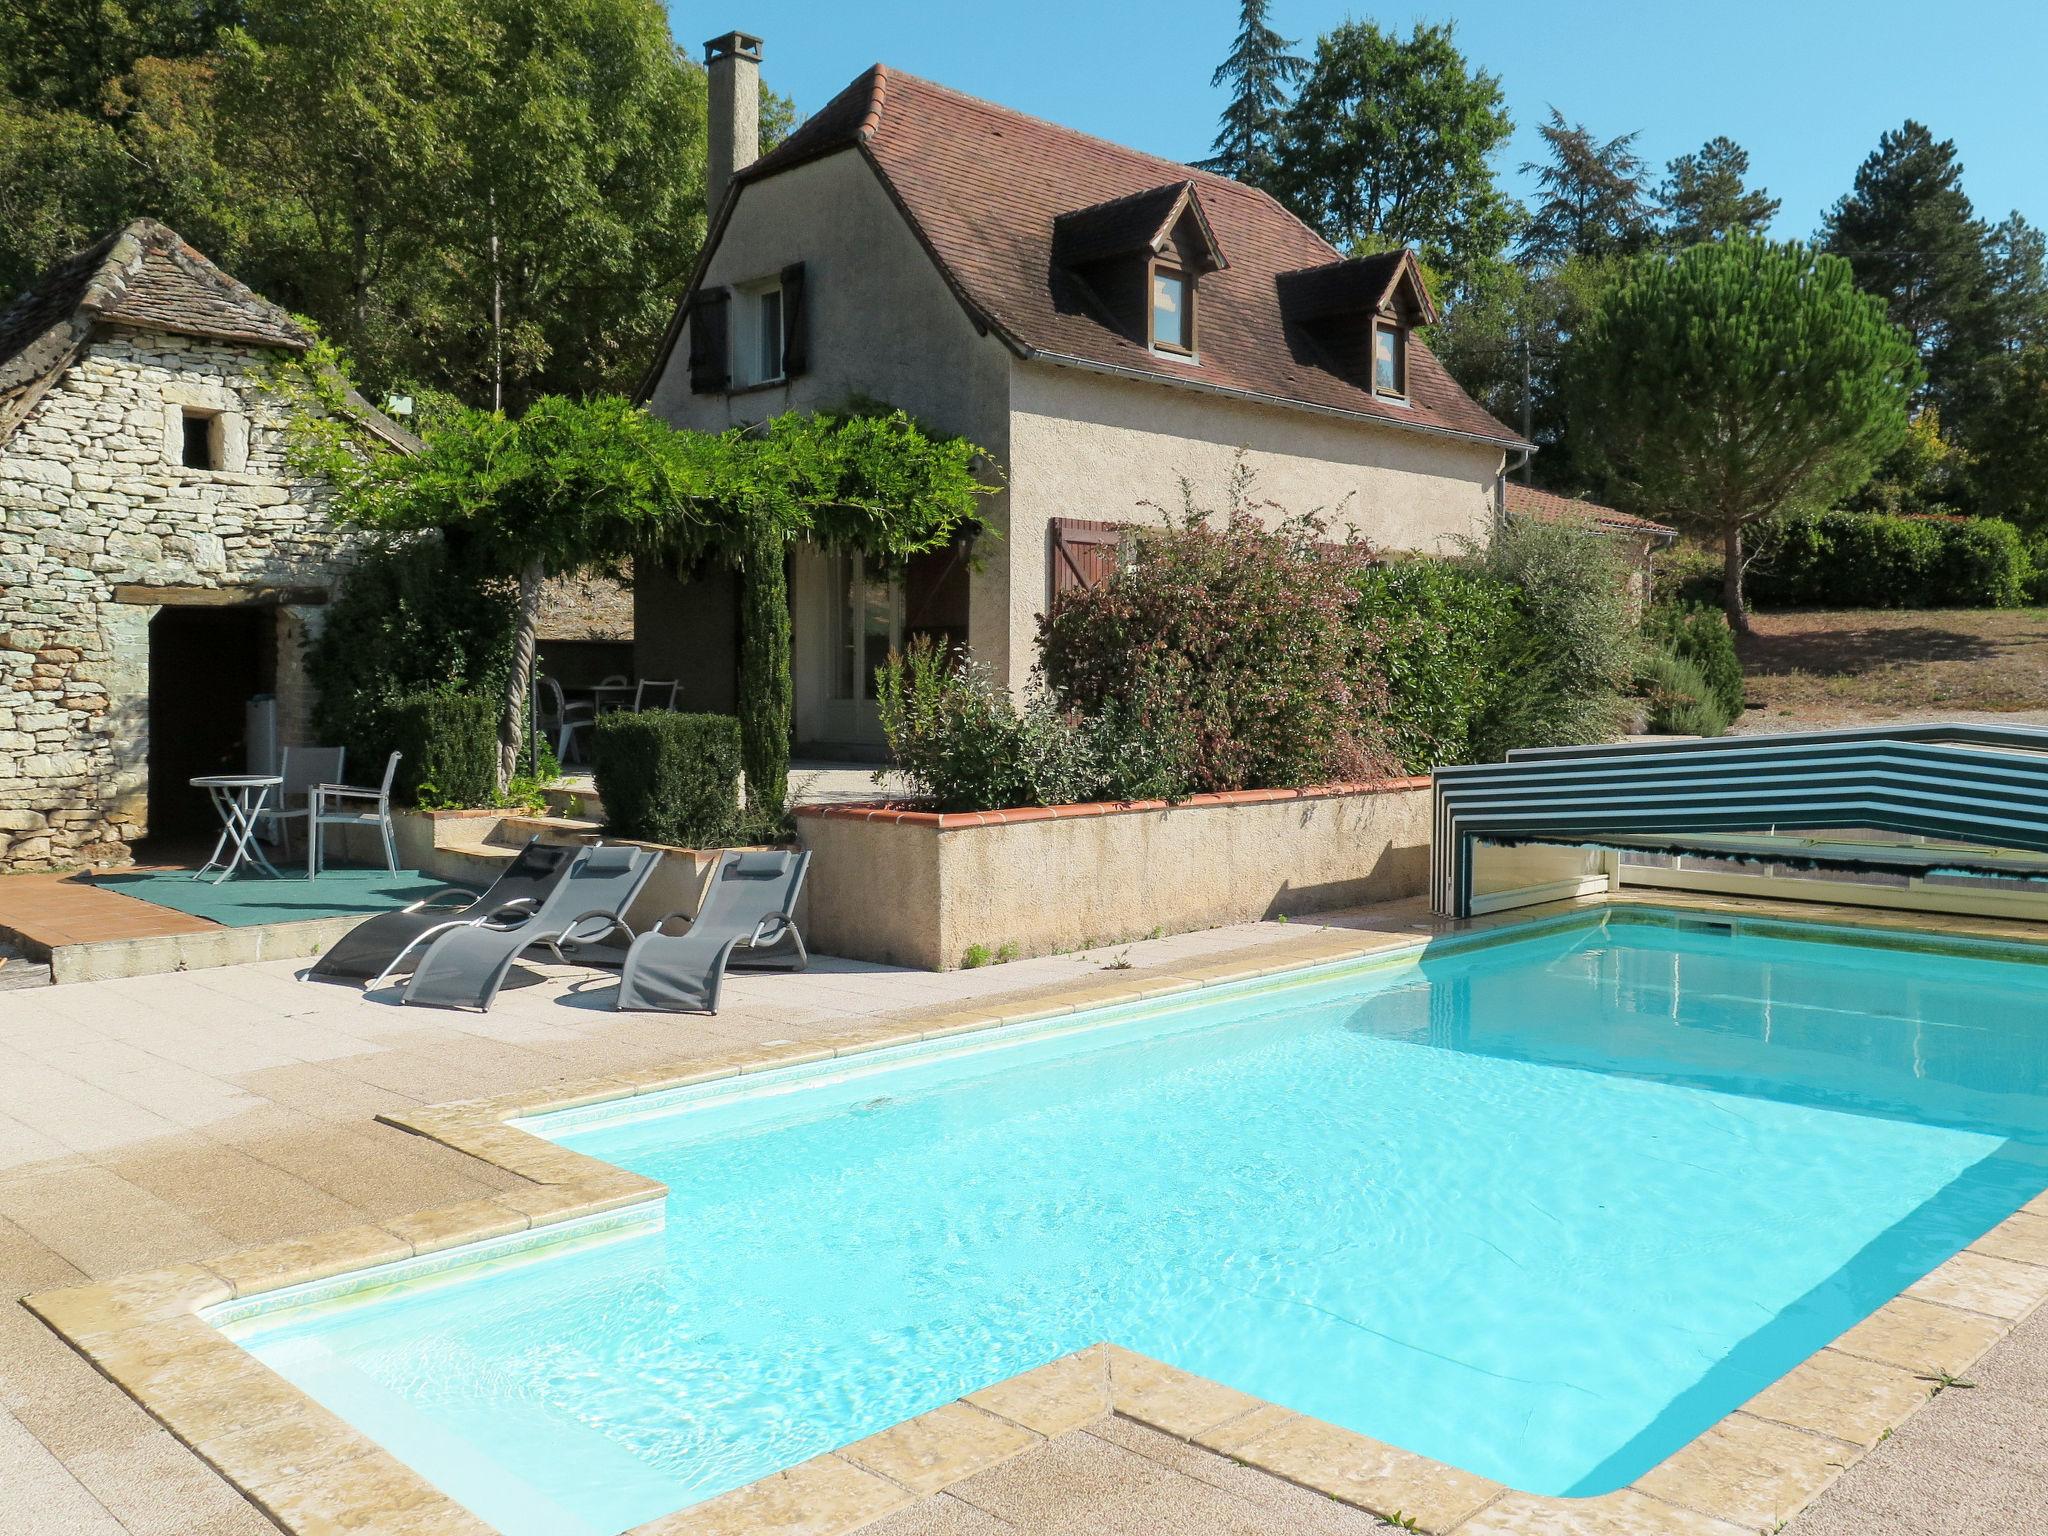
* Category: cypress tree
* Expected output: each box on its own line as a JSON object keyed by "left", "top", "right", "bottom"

{"left": 1199, "top": 0, "right": 1305, "bottom": 188}
{"left": 737, "top": 524, "right": 792, "bottom": 823}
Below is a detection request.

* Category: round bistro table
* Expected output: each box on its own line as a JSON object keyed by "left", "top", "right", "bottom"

{"left": 190, "top": 774, "right": 284, "bottom": 883}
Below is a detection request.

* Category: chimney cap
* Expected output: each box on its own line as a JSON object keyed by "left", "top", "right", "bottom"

{"left": 705, "top": 30, "right": 763, "bottom": 63}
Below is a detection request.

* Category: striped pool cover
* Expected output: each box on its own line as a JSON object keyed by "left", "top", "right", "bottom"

{"left": 1429, "top": 723, "right": 2048, "bottom": 918}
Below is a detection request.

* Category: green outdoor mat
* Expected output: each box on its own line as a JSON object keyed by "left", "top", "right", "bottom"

{"left": 93, "top": 867, "right": 450, "bottom": 928}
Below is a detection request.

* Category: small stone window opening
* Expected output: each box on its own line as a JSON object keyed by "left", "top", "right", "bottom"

{"left": 180, "top": 408, "right": 222, "bottom": 470}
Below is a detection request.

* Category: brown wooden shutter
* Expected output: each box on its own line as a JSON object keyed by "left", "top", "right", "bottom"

{"left": 779, "top": 262, "right": 807, "bottom": 378}
{"left": 1047, "top": 518, "right": 1124, "bottom": 606}
{"left": 686, "top": 289, "right": 730, "bottom": 393}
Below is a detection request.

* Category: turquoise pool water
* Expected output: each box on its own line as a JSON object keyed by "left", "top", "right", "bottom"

{"left": 218, "top": 911, "right": 2048, "bottom": 1536}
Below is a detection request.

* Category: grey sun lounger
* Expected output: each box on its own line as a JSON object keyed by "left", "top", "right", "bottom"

{"left": 306, "top": 837, "right": 575, "bottom": 987}
{"left": 402, "top": 843, "right": 663, "bottom": 1012}
{"left": 614, "top": 850, "right": 810, "bottom": 1014}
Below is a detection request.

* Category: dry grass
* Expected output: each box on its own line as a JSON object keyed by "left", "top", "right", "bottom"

{"left": 1734, "top": 608, "right": 2048, "bottom": 731}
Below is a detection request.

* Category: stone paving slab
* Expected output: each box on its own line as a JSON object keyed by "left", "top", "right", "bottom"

{"left": 3, "top": 894, "right": 2047, "bottom": 1535}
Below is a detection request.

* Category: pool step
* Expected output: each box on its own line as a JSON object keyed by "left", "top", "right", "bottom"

{"left": 0, "top": 944, "right": 54, "bottom": 989}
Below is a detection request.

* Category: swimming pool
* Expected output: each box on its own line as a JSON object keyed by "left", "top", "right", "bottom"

{"left": 212, "top": 909, "right": 2048, "bottom": 1536}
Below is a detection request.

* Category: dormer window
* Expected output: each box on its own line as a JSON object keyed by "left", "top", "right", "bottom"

{"left": 1373, "top": 319, "right": 1405, "bottom": 397}
{"left": 1151, "top": 265, "right": 1192, "bottom": 353}
{"left": 1278, "top": 249, "right": 1436, "bottom": 402}
{"left": 1054, "top": 180, "right": 1226, "bottom": 362}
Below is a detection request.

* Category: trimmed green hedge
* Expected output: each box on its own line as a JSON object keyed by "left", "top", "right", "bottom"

{"left": 1749, "top": 511, "right": 2030, "bottom": 609}
{"left": 592, "top": 710, "right": 743, "bottom": 846}
{"left": 383, "top": 691, "right": 497, "bottom": 807}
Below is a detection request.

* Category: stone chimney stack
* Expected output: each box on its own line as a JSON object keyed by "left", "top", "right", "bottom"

{"left": 705, "top": 31, "right": 763, "bottom": 217}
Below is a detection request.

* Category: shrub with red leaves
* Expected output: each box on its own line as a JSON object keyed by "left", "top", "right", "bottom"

{"left": 1039, "top": 494, "right": 1397, "bottom": 793}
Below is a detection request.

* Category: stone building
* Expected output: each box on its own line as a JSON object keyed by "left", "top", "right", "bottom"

{"left": 0, "top": 219, "right": 416, "bottom": 871}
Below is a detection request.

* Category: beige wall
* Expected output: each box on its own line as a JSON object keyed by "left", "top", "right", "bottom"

{"left": 798, "top": 784, "right": 1432, "bottom": 969}
{"left": 641, "top": 148, "right": 1013, "bottom": 738}
{"left": 1000, "top": 362, "right": 1504, "bottom": 691}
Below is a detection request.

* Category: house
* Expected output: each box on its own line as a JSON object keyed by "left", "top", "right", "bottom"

{"left": 636, "top": 33, "right": 1533, "bottom": 755}
{"left": 0, "top": 219, "right": 416, "bottom": 871}
{"left": 1502, "top": 481, "right": 1678, "bottom": 607}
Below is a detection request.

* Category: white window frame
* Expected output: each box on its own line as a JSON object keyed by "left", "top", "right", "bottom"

{"left": 730, "top": 277, "right": 786, "bottom": 389}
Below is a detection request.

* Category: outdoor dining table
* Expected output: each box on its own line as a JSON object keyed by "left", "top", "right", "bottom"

{"left": 571, "top": 683, "right": 639, "bottom": 714}
{"left": 190, "top": 773, "right": 284, "bottom": 883}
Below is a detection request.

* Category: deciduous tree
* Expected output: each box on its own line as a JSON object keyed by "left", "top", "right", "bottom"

{"left": 1269, "top": 19, "right": 1515, "bottom": 300}
{"left": 1564, "top": 238, "right": 1918, "bottom": 629}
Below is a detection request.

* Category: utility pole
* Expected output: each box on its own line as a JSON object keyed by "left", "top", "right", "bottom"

{"left": 1519, "top": 330, "right": 1533, "bottom": 481}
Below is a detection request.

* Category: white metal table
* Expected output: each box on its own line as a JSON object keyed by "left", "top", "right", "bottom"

{"left": 191, "top": 774, "right": 284, "bottom": 883}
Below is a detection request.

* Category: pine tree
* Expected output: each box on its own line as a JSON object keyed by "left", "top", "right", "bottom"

{"left": 1821, "top": 121, "right": 1990, "bottom": 394}
{"left": 1199, "top": 0, "right": 1306, "bottom": 188}
{"left": 1659, "top": 136, "right": 1779, "bottom": 245}
{"left": 1517, "top": 109, "right": 1655, "bottom": 266}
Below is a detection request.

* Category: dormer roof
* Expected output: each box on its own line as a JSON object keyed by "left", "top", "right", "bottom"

{"left": 1278, "top": 250, "right": 1436, "bottom": 327}
{"left": 1052, "top": 181, "right": 1227, "bottom": 273}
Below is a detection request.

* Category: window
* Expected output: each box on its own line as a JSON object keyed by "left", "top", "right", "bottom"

{"left": 179, "top": 408, "right": 221, "bottom": 470}
{"left": 1150, "top": 265, "right": 1192, "bottom": 354}
{"left": 1373, "top": 320, "right": 1405, "bottom": 397}
{"left": 731, "top": 280, "right": 785, "bottom": 388}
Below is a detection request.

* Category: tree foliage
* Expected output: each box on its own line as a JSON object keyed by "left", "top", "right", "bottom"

{"left": 1659, "top": 136, "right": 1779, "bottom": 245}
{"left": 1197, "top": 0, "right": 1304, "bottom": 189}
{"left": 1269, "top": 19, "right": 1515, "bottom": 302}
{"left": 0, "top": 0, "right": 793, "bottom": 409}
{"left": 1564, "top": 238, "right": 1919, "bottom": 626}
{"left": 1517, "top": 110, "right": 1656, "bottom": 266}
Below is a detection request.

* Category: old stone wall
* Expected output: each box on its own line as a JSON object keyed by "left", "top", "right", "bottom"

{"left": 0, "top": 328, "right": 355, "bottom": 869}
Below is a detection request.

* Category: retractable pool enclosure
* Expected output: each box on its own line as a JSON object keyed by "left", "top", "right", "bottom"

{"left": 1431, "top": 724, "right": 2048, "bottom": 920}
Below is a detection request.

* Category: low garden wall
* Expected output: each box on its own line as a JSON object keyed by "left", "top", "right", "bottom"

{"left": 796, "top": 778, "right": 1433, "bottom": 970}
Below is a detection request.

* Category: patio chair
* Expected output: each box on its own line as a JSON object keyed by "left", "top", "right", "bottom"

{"left": 634, "top": 679, "right": 679, "bottom": 712}
{"left": 536, "top": 676, "right": 596, "bottom": 765}
{"left": 253, "top": 746, "right": 344, "bottom": 860}
{"left": 308, "top": 751, "right": 402, "bottom": 877}
{"left": 402, "top": 842, "right": 663, "bottom": 1011}
{"left": 614, "top": 849, "right": 810, "bottom": 1014}
{"left": 306, "top": 837, "right": 577, "bottom": 986}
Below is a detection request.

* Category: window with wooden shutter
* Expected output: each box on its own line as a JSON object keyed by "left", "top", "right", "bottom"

{"left": 779, "top": 262, "right": 807, "bottom": 379}
{"left": 686, "top": 289, "right": 730, "bottom": 394}
{"left": 1047, "top": 518, "right": 1125, "bottom": 606}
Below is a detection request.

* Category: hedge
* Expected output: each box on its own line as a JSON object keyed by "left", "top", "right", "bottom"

{"left": 1748, "top": 511, "right": 2030, "bottom": 609}
{"left": 1350, "top": 557, "right": 1521, "bottom": 773}
{"left": 591, "top": 710, "right": 743, "bottom": 846}
{"left": 383, "top": 691, "right": 497, "bottom": 807}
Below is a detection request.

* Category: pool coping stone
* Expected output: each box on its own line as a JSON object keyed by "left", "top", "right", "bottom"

{"left": 21, "top": 889, "right": 2048, "bottom": 1536}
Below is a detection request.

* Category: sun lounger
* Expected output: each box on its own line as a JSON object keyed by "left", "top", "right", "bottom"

{"left": 307, "top": 837, "right": 576, "bottom": 986}
{"left": 402, "top": 843, "right": 663, "bottom": 1011}
{"left": 614, "top": 850, "right": 810, "bottom": 1014}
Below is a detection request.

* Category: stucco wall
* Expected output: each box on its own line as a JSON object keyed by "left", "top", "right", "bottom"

{"left": 641, "top": 148, "right": 1015, "bottom": 733}
{"left": 0, "top": 329, "right": 354, "bottom": 869}
{"left": 797, "top": 781, "right": 1432, "bottom": 969}
{"left": 1001, "top": 362, "right": 1505, "bottom": 692}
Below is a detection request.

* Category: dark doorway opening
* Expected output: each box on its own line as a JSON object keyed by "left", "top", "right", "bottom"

{"left": 142, "top": 605, "right": 276, "bottom": 846}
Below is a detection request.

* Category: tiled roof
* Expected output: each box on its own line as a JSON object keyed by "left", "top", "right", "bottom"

{"left": 1504, "top": 482, "right": 1678, "bottom": 539}
{"left": 0, "top": 219, "right": 417, "bottom": 452}
{"left": 647, "top": 66, "right": 1527, "bottom": 450}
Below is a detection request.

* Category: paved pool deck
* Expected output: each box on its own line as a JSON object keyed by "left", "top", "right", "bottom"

{"left": 2, "top": 900, "right": 2045, "bottom": 1535}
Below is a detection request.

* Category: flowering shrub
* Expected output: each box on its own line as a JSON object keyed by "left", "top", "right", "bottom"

{"left": 1038, "top": 485, "right": 1396, "bottom": 792}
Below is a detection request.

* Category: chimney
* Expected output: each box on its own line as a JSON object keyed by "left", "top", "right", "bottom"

{"left": 705, "top": 31, "right": 763, "bottom": 217}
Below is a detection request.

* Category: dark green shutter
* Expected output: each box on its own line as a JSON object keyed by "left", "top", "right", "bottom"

{"left": 779, "top": 262, "right": 807, "bottom": 378}
{"left": 687, "top": 289, "right": 730, "bottom": 393}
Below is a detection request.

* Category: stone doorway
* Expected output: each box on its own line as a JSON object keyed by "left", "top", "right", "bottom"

{"left": 142, "top": 605, "right": 277, "bottom": 843}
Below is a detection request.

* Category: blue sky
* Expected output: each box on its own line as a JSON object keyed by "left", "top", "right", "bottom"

{"left": 688, "top": 1, "right": 2047, "bottom": 238}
